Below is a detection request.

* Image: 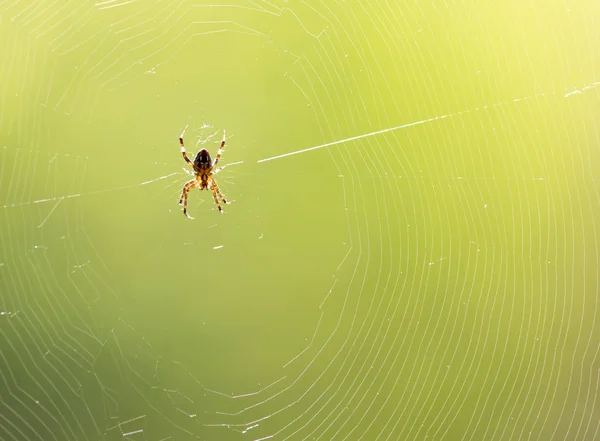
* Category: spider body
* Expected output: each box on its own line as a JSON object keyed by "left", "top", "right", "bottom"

{"left": 193, "top": 149, "right": 213, "bottom": 189}
{"left": 178, "top": 126, "right": 229, "bottom": 218}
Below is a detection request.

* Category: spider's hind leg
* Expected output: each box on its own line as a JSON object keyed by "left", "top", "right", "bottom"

{"left": 210, "top": 185, "right": 223, "bottom": 213}
{"left": 211, "top": 179, "right": 227, "bottom": 205}
{"left": 179, "top": 179, "right": 198, "bottom": 219}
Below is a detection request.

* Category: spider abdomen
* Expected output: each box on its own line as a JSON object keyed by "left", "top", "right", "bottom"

{"left": 193, "top": 148, "right": 212, "bottom": 169}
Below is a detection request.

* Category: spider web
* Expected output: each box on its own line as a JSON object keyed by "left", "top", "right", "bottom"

{"left": 1, "top": 1, "right": 600, "bottom": 441}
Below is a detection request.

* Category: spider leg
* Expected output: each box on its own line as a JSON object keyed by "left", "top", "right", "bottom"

{"left": 179, "top": 125, "right": 195, "bottom": 170}
{"left": 178, "top": 179, "right": 196, "bottom": 204}
{"left": 212, "top": 164, "right": 229, "bottom": 176}
{"left": 211, "top": 178, "right": 228, "bottom": 205}
{"left": 179, "top": 179, "right": 198, "bottom": 219}
{"left": 210, "top": 183, "right": 223, "bottom": 213}
{"left": 212, "top": 130, "right": 226, "bottom": 167}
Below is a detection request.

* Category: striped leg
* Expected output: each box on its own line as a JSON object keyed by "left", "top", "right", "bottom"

{"left": 212, "top": 164, "right": 229, "bottom": 176}
{"left": 211, "top": 179, "right": 227, "bottom": 205}
{"left": 212, "top": 130, "right": 226, "bottom": 167}
{"left": 210, "top": 184, "right": 223, "bottom": 213}
{"left": 179, "top": 179, "right": 198, "bottom": 219}
{"left": 179, "top": 125, "right": 194, "bottom": 169}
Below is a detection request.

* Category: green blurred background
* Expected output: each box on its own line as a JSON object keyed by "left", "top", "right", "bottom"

{"left": 1, "top": 1, "right": 599, "bottom": 440}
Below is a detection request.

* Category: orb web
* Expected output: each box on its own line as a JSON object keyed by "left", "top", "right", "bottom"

{"left": 1, "top": 1, "right": 599, "bottom": 441}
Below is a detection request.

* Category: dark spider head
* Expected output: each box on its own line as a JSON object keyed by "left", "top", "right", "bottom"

{"left": 193, "top": 148, "right": 212, "bottom": 169}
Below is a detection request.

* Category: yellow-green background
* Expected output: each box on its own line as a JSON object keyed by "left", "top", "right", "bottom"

{"left": 1, "top": 1, "right": 599, "bottom": 440}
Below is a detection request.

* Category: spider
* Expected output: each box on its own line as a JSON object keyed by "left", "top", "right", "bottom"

{"left": 178, "top": 125, "right": 229, "bottom": 218}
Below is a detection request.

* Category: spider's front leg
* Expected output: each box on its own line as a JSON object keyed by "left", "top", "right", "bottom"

{"left": 179, "top": 179, "right": 198, "bottom": 219}
{"left": 179, "top": 125, "right": 195, "bottom": 169}
{"left": 212, "top": 130, "right": 226, "bottom": 167}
